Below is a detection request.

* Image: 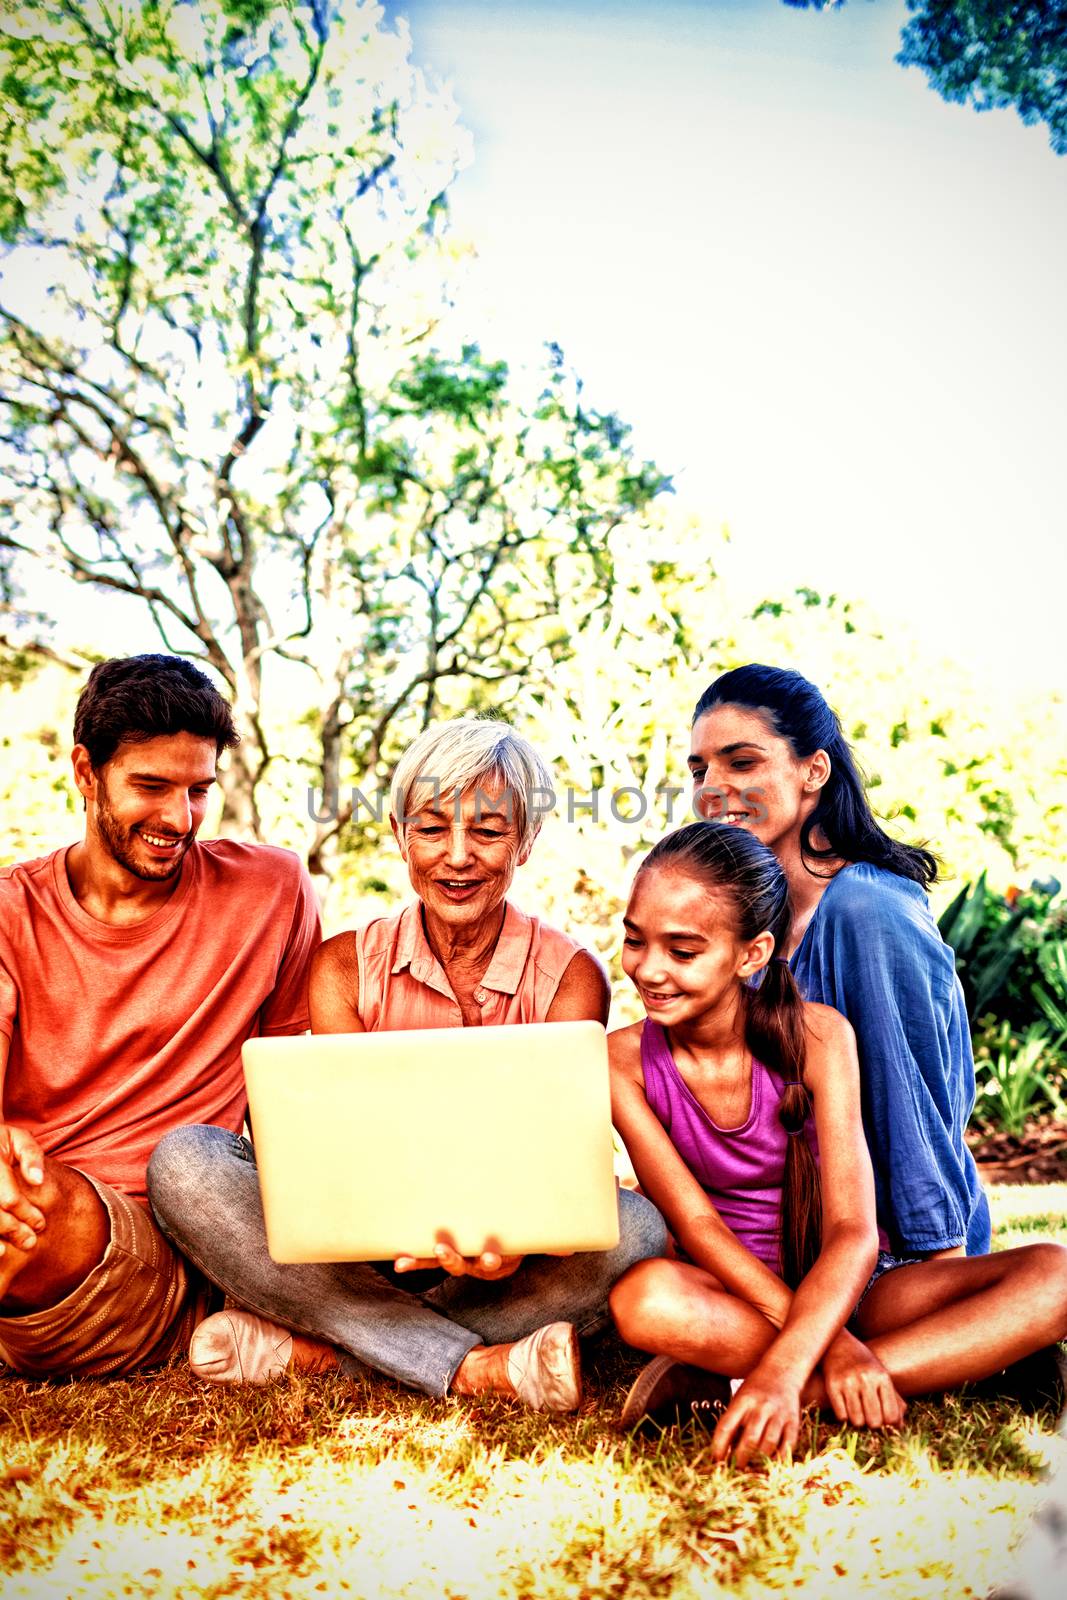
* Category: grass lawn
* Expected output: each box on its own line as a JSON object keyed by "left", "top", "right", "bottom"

{"left": 2, "top": 1184, "right": 1066, "bottom": 1600}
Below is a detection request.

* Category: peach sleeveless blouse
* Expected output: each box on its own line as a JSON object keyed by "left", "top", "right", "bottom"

{"left": 354, "top": 901, "right": 583, "bottom": 1030}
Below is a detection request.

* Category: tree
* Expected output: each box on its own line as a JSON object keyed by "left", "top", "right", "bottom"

{"left": 897, "top": 2, "right": 1067, "bottom": 156}
{"left": 0, "top": 0, "right": 668, "bottom": 869}
{"left": 509, "top": 534, "right": 1067, "bottom": 999}
{"left": 784, "top": 2, "right": 1067, "bottom": 155}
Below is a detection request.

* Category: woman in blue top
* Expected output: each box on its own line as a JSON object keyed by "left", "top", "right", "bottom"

{"left": 679, "top": 663, "right": 1066, "bottom": 1407}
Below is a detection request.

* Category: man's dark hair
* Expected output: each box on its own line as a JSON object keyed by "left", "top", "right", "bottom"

{"left": 73, "top": 655, "right": 240, "bottom": 769}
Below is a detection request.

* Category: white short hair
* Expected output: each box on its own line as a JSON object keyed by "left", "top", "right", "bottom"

{"left": 390, "top": 718, "right": 555, "bottom": 853}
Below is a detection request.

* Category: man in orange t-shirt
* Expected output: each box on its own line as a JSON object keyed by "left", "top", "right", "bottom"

{"left": 0, "top": 655, "right": 321, "bottom": 1378}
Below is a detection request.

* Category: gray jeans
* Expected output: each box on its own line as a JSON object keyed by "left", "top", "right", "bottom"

{"left": 147, "top": 1124, "right": 666, "bottom": 1398}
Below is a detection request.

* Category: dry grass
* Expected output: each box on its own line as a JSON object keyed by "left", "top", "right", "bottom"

{"left": 2, "top": 1184, "right": 1065, "bottom": 1599}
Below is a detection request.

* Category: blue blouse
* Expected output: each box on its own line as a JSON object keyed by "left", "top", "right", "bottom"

{"left": 790, "top": 861, "right": 990, "bottom": 1256}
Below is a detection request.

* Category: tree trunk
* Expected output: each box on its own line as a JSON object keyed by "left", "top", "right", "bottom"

{"left": 216, "top": 730, "right": 262, "bottom": 839}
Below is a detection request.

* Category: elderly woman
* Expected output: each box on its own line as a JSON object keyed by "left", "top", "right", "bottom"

{"left": 148, "top": 719, "right": 665, "bottom": 1411}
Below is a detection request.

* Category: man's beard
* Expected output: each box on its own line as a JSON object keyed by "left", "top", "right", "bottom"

{"left": 94, "top": 775, "right": 192, "bottom": 882}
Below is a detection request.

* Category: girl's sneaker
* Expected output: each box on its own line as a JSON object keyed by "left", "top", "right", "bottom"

{"left": 971, "top": 1342, "right": 1067, "bottom": 1415}
{"left": 620, "top": 1355, "right": 731, "bottom": 1432}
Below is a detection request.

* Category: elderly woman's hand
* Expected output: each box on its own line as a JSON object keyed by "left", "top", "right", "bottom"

{"left": 394, "top": 1243, "right": 524, "bottom": 1280}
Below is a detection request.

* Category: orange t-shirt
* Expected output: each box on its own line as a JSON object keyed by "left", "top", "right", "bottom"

{"left": 355, "top": 900, "right": 583, "bottom": 1030}
{"left": 0, "top": 840, "right": 322, "bottom": 1203}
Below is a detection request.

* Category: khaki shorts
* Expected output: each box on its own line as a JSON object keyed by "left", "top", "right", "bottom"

{"left": 0, "top": 1171, "right": 216, "bottom": 1380}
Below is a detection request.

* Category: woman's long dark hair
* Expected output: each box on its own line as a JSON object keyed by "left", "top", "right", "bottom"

{"left": 694, "top": 664, "right": 938, "bottom": 888}
{"left": 641, "top": 821, "right": 821, "bottom": 1287}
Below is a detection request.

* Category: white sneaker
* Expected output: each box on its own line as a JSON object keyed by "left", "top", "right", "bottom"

{"left": 505, "top": 1321, "right": 581, "bottom": 1412}
{"left": 189, "top": 1309, "right": 294, "bottom": 1384}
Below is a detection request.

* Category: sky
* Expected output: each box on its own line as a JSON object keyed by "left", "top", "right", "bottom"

{"left": 383, "top": 0, "right": 1067, "bottom": 698}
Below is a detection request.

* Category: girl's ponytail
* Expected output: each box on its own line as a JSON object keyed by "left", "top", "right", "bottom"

{"left": 746, "top": 958, "right": 822, "bottom": 1287}
{"left": 641, "top": 821, "right": 823, "bottom": 1289}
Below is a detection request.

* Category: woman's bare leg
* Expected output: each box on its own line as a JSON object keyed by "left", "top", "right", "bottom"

{"left": 854, "top": 1243, "right": 1067, "bottom": 1395}
{"left": 611, "top": 1245, "right": 1067, "bottom": 1408}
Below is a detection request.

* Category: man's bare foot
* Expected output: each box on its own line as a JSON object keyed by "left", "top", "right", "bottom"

{"left": 189, "top": 1309, "right": 340, "bottom": 1384}
{"left": 451, "top": 1322, "right": 581, "bottom": 1412}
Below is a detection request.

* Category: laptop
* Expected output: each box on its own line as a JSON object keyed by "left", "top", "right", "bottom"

{"left": 241, "top": 1019, "right": 620, "bottom": 1263}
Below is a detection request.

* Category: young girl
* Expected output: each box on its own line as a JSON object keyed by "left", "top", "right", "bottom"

{"left": 609, "top": 822, "right": 1067, "bottom": 1467}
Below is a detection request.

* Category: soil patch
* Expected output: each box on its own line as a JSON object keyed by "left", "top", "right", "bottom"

{"left": 968, "top": 1119, "right": 1067, "bottom": 1185}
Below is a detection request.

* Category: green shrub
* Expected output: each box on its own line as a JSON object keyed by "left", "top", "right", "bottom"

{"left": 940, "top": 875, "right": 1067, "bottom": 1134}
{"left": 970, "top": 1019, "right": 1067, "bottom": 1137}
{"left": 938, "top": 873, "right": 1067, "bottom": 1031}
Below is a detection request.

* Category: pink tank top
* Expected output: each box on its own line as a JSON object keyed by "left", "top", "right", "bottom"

{"left": 640, "top": 1020, "right": 818, "bottom": 1272}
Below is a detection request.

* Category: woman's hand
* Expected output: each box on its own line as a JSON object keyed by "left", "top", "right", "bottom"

{"left": 710, "top": 1361, "right": 803, "bottom": 1468}
{"left": 394, "top": 1243, "right": 523, "bottom": 1280}
{"left": 819, "top": 1329, "right": 906, "bottom": 1429}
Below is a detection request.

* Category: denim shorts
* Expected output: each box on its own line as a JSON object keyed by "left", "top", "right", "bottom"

{"left": 849, "top": 1248, "right": 925, "bottom": 1329}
